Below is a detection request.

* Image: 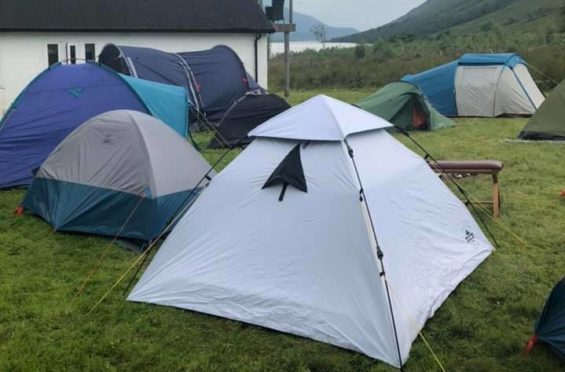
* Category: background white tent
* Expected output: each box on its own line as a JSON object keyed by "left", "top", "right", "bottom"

{"left": 129, "top": 96, "right": 493, "bottom": 367}
{"left": 403, "top": 53, "right": 545, "bottom": 117}
{"left": 454, "top": 63, "right": 545, "bottom": 117}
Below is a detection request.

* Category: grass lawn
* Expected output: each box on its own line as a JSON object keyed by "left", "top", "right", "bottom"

{"left": 1, "top": 90, "right": 564, "bottom": 371}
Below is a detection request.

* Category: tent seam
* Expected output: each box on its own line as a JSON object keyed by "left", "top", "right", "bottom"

{"left": 129, "top": 112, "right": 157, "bottom": 198}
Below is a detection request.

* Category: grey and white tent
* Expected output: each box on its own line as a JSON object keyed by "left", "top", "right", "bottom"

{"left": 128, "top": 96, "right": 493, "bottom": 367}
{"left": 22, "top": 110, "right": 214, "bottom": 241}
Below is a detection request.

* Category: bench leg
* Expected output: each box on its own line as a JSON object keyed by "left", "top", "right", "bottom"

{"left": 492, "top": 174, "right": 500, "bottom": 218}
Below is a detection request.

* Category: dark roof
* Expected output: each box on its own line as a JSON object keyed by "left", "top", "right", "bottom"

{"left": 0, "top": 0, "right": 274, "bottom": 33}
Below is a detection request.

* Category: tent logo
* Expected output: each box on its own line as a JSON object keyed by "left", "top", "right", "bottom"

{"left": 465, "top": 229, "right": 477, "bottom": 245}
{"left": 68, "top": 87, "right": 84, "bottom": 98}
{"left": 102, "top": 134, "right": 113, "bottom": 145}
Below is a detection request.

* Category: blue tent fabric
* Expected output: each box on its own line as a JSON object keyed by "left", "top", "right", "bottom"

{"left": 177, "top": 46, "right": 249, "bottom": 121}
{"left": 459, "top": 53, "right": 524, "bottom": 67}
{"left": 121, "top": 74, "right": 188, "bottom": 137}
{"left": 99, "top": 44, "right": 252, "bottom": 121}
{"left": 0, "top": 63, "right": 188, "bottom": 188}
{"left": 532, "top": 277, "right": 565, "bottom": 360}
{"left": 402, "top": 61, "right": 459, "bottom": 116}
{"left": 22, "top": 178, "right": 197, "bottom": 241}
{"left": 109, "top": 45, "right": 193, "bottom": 90}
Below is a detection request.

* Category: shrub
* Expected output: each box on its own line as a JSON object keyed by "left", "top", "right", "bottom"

{"left": 354, "top": 44, "right": 367, "bottom": 59}
{"left": 268, "top": 30, "right": 565, "bottom": 91}
{"left": 481, "top": 22, "right": 493, "bottom": 32}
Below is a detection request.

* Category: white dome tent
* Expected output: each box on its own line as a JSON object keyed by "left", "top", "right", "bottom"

{"left": 128, "top": 96, "right": 493, "bottom": 367}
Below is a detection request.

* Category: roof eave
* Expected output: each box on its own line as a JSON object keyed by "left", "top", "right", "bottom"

{"left": 0, "top": 27, "right": 275, "bottom": 34}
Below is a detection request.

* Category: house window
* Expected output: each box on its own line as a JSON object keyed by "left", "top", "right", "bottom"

{"left": 69, "top": 45, "right": 77, "bottom": 64}
{"left": 47, "top": 44, "right": 59, "bottom": 66}
{"left": 85, "top": 44, "right": 96, "bottom": 61}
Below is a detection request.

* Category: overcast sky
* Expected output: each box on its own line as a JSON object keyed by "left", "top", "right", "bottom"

{"left": 291, "top": 0, "right": 426, "bottom": 31}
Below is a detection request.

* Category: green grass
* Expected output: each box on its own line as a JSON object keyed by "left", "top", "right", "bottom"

{"left": 1, "top": 90, "right": 565, "bottom": 371}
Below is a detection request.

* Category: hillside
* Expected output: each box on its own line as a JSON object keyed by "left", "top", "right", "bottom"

{"left": 270, "top": 9, "right": 358, "bottom": 42}
{"left": 337, "top": 0, "right": 563, "bottom": 42}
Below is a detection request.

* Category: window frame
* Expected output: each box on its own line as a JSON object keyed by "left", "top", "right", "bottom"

{"left": 47, "top": 44, "right": 59, "bottom": 66}
{"left": 68, "top": 44, "right": 77, "bottom": 64}
{"left": 85, "top": 43, "right": 96, "bottom": 61}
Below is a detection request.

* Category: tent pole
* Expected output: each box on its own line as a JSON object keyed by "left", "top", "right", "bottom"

{"left": 284, "top": 31, "right": 290, "bottom": 98}
{"left": 289, "top": 0, "right": 293, "bottom": 24}
{"left": 284, "top": 0, "right": 293, "bottom": 98}
{"left": 255, "top": 34, "right": 261, "bottom": 83}
{"left": 511, "top": 67, "right": 538, "bottom": 112}
{"left": 345, "top": 140, "right": 404, "bottom": 370}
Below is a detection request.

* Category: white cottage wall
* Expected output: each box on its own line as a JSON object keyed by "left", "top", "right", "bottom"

{"left": 0, "top": 32, "right": 269, "bottom": 114}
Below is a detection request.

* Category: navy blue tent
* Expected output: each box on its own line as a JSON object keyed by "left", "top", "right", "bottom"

{"left": 208, "top": 93, "right": 291, "bottom": 149}
{"left": 0, "top": 62, "right": 189, "bottom": 189}
{"left": 526, "top": 277, "right": 565, "bottom": 360}
{"left": 99, "top": 44, "right": 254, "bottom": 122}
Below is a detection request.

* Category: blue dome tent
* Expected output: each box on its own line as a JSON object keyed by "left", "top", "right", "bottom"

{"left": 0, "top": 62, "right": 189, "bottom": 189}
{"left": 99, "top": 44, "right": 255, "bottom": 122}
{"left": 22, "top": 110, "right": 213, "bottom": 242}
{"left": 402, "top": 53, "right": 545, "bottom": 117}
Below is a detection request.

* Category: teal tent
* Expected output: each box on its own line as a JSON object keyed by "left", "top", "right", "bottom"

{"left": 22, "top": 110, "right": 213, "bottom": 241}
{"left": 120, "top": 74, "right": 189, "bottom": 137}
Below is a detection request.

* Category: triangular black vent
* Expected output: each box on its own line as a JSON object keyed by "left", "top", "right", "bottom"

{"left": 262, "top": 145, "right": 307, "bottom": 201}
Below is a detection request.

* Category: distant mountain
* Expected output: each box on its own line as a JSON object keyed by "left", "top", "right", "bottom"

{"left": 336, "top": 0, "right": 563, "bottom": 43}
{"left": 270, "top": 10, "right": 358, "bottom": 42}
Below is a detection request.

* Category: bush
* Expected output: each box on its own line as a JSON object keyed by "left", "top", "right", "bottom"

{"left": 561, "top": 6, "right": 565, "bottom": 32}
{"left": 268, "top": 30, "right": 565, "bottom": 91}
{"left": 372, "top": 39, "right": 395, "bottom": 61}
{"left": 545, "top": 27, "right": 555, "bottom": 45}
{"left": 354, "top": 44, "right": 367, "bottom": 59}
{"left": 481, "top": 22, "right": 493, "bottom": 32}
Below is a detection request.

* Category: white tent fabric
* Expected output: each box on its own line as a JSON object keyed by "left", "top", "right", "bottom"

{"left": 454, "top": 64, "right": 543, "bottom": 117}
{"left": 455, "top": 65, "right": 502, "bottom": 116}
{"left": 38, "top": 110, "right": 214, "bottom": 197}
{"left": 128, "top": 96, "right": 493, "bottom": 367}
{"left": 249, "top": 95, "right": 392, "bottom": 141}
{"left": 346, "top": 130, "right": 493, "bottom": 358}
{"left": 512, "top": 64, "right": 545, "bottom": 110}
{"left": 495, "top": 67, "right": 532, "bottom": 117}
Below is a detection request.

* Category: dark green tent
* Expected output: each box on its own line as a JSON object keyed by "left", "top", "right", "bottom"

{"left": 519, "top": 80, "right": 565, "bottom": 140}
{"left": 525, "top": 277, "right": 565, "bottom": 360}
{"left": 357, "top": 81, "right": 455, "bottom": 131}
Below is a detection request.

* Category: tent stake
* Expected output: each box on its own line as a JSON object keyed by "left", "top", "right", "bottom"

{"left": 123, "top": 245, "right": 152, "bottom": 295}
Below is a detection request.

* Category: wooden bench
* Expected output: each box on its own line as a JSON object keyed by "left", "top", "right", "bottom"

{"left": 428, "top": 160, "right": 504, "bottom": 218}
